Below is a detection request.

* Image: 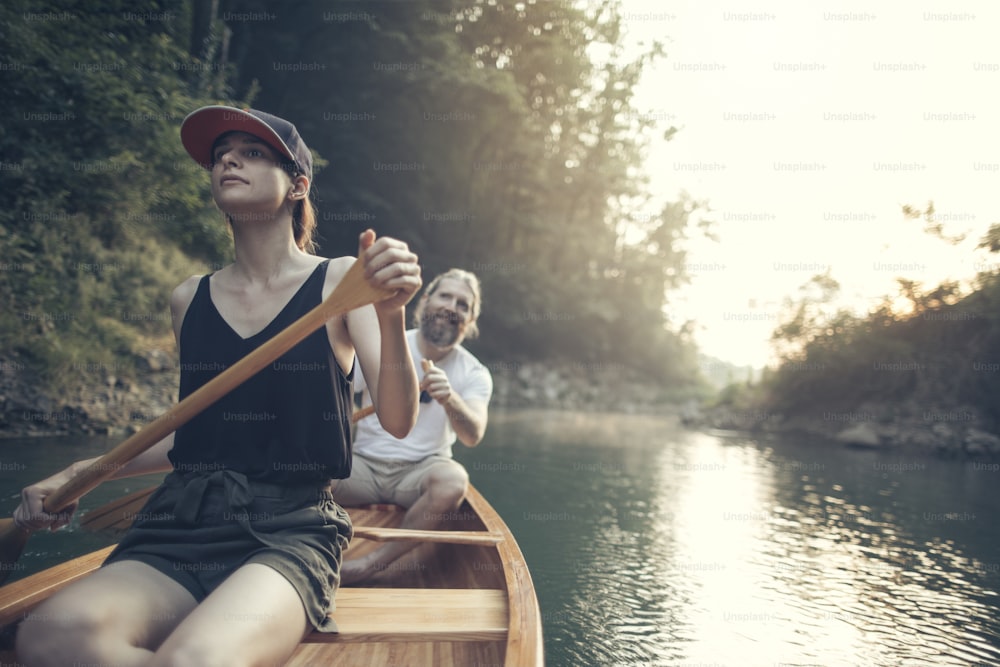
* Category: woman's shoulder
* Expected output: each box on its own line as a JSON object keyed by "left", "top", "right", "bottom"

{"left": 170, "top": 274, "right": 205, "bottom": 310}
{"left": 321, "top": 255, "right": 357, "bottom": 287}
{"left": 168, "top": 274, "right": 207, "bottom": 341}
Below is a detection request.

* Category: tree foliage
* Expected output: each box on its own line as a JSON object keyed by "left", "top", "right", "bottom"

{"left": 219, "top": 0, "right": 698, "bottom": 382}
{"left": 764, "top": 209, "right": 1000, "bottom": 427}
{"left": 0, "top": 0, "right": 233, "bottom": 382}
{"left": 1, "top": 0, "right": 703, "bottom": 393}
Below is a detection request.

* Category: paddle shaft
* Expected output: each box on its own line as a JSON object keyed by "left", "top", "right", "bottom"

{"left": 42, "top": 259, "right": 391, "bottom": 514}
{"left": 79, "top": 406, "right": 378, "bottom": 535}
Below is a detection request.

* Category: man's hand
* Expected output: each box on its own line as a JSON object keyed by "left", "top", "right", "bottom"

{"left": 420, "top": 359, "right": 453, "bottom": 405}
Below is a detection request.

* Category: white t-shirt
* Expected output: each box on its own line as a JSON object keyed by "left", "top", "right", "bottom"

{"left": 353, "top": 329, "right": 493, "bottom": 462}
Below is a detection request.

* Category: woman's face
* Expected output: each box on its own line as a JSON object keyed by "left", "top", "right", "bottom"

{"left": 209, "top": 131, "right": 296, "bottom": 220}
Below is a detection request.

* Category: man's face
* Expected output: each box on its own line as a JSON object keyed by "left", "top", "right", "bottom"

{"left": 419, "top": 278, "right": 476, "bottom": 348}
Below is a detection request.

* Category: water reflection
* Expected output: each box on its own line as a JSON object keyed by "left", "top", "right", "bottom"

{"left": 2, "top": 414, "right": 998, "bottom": 665}
{"left": 463, "top": 410, "right": 1000, "bottom": 667}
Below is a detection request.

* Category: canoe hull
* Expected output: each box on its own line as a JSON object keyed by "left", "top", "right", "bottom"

{"left": 0, "top": 485, "right": 543, "bottom": 666}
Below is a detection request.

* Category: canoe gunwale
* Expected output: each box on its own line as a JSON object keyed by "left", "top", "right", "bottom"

{"left": 463, "top": 485, "right": 545, "bottom": 667}
{"left": 0, "top": 484, "right": 544, "bottom": 666}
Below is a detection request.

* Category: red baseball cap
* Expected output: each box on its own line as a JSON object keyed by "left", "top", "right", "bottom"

{"left": 180, "top": 105, "right": 313, "bottom": 180}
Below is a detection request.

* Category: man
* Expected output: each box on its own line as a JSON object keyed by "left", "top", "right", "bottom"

{"left": 336, "top": 268, "right": 492, "bottom": 584}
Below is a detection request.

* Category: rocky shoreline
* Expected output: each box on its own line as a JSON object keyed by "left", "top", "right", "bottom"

{"left": 0, "top": 351, "right": 179, "bottom": 439}
{"left": 6, "top": 351, "right": 998, "bottom": 461}
{"left": 687, "top": 399, "right": 1000, "bottom": 459}
{"left": 0, "top": 355, "right": 677, "bottom": 440}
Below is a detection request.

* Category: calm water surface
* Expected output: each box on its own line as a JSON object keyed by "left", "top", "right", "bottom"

{"left": 464, "top": 409, "right": 1000, "bottom": 667}
{"left": 2, "top": 409, "right": 999, "bottom": 666}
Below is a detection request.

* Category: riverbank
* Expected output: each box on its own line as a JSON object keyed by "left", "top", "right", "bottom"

{"left": 0, "top": 354, "right": 682, "bottom": 439}
{"left": 5, "top": 350, "right": 999, "bottom": 461}
{"left": 0, "top": 351, "right": 178, "bottom": 438}
{"left": 688, "top": 398, "right": 1000, "bottom": 459}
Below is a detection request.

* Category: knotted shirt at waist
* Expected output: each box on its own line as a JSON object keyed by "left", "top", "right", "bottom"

{"left": 161, "top": 468, "right": 336, "bottom": 548}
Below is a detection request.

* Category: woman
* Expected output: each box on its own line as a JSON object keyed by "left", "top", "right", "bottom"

{"left": 12, "top": 106, "right": 421, "bottom": 666}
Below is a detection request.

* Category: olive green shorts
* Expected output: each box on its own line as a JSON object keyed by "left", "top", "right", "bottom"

{"left": 103, "top": 469, "right": 352, "bottom": 634}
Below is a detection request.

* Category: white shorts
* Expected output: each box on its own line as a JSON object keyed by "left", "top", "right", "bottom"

{"left": 333, "top": 453, "right": 466, "bottom": 508}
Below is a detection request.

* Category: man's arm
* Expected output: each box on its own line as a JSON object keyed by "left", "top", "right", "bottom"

{"left": 420, "top": 359, "right": 489, "bottom": 447}
{"left": 443, "top": 394, "right": 488, "bottom": 447}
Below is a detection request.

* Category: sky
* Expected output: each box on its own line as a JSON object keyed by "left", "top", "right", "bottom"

{"left": 616, "top": 0, "right": 999, "bottom": 368}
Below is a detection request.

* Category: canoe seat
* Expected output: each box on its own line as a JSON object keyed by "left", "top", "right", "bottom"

{"left": 309, "top": 587, "right": 508, "bottom": 643}
{"left": 1, "top": 551, "right": 508, "bottom": 645}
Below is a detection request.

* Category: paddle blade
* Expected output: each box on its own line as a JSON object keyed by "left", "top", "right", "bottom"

{"left": 0, "top": 518, "right": 31, "bottom": 585}
{"left": 2, "top": 258, "right": 395, "bottom": 577}
{"left": 79, "top": 485, "right": 159, "bottom": 537}
{"left": 43, "top": 258, "right": 392, "bottom": 515}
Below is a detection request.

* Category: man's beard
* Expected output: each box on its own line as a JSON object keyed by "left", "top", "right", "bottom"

{"left": 420, "top": 312, "right": 461, "bottom": 348}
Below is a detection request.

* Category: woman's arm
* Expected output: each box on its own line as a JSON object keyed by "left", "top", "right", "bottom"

{"left": 13, "top": 429, "right": 175, "bottom": 532}
{"left": 13, "top": 276, "right": 199, "bottom": 531}
{"left": 344, "top": 231, "right": 422, "bottom": 438}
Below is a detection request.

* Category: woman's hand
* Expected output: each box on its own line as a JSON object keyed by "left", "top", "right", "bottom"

{"left": 13, "top": 469, "right": 82, "bottom": 532}
{"left": 358, "top": 229, "right": 422, "bottom": 314}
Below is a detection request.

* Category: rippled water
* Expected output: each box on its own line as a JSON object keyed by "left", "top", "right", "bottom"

{"left": 2, "top": 412, "right": 999, "bottom": 666}
{"left": 462, "top": 410, "right": 1000, "bottom": 667}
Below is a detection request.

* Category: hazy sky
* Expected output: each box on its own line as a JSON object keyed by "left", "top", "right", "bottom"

{"left": 619, "top": 0, "right": 999, "bottom": 367}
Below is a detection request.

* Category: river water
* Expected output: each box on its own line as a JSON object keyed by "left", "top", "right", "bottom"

{"left": 2, "top": 409, "right": 999, "bottom": 666}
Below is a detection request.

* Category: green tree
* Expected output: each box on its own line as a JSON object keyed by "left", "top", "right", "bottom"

{"left": 215, "top": 0, "right": 699, "bottom": 384}
{"left": 0, "top": 0, "right": 233, "bottom": 385}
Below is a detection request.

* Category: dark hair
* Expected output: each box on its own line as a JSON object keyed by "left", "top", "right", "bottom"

{"left": 293, "top": 191, "right": 318, "bottom": 254}
{"left": 282, "top": 159, "right": 318, "bottom": 254}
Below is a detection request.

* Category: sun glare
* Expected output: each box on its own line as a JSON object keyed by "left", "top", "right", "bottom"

{"left": 616, "top": 0, "right": 999, "bottom": 367}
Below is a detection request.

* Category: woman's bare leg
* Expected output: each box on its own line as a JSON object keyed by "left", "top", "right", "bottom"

{"left": 149, "top": 563, "right": 309, "bottom": 667}
{"left": 16, "top": 560, "right": 197, "bottom": 667}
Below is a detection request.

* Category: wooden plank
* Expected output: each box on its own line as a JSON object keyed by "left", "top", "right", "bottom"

{"left": 353, "top": 526, "right": 503, "bottom": 545}
{"left": 310, "top": 588, "right": 508, "bottom": 644}
{"left": 80, "top": 485, "right": 161, "bottom": 533}
{"left": 2, "top": 556, "right": 507, "bottom": 646}
{"left": 287, "top": 639, "right": 506, "bottom": 667}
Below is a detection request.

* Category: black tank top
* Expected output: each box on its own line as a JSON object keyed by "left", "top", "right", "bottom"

{"left": 169, "top": 260, "right": 353, "bottom": 483}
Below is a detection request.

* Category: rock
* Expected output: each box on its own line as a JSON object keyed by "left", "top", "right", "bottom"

{"left": 930, "top": 422, "right": 963, "bottom": 454}
{"left": 136, "top": 349, "right": 173, "bottom": 373}
{"left": 679, "top": 400, "right": 703, "bottom": 427}
{"left": 897, "top": 427, "right": 939, "bottom": 451}
{"left": 834, "top": 423, "right": 880, "bottom": 448}
{"left": 964, "top": 428, "right": 1000, "bottom": 456}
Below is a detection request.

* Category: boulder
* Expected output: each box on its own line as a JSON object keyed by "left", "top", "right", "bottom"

{"left": 834, "top": 423, "right": 880, "bottom": 448}
{"left": 136, "top": 349, "right": 173, "bottom": 373}
{"left": 964, "top": 428, "right": 1000, "bottom": 456}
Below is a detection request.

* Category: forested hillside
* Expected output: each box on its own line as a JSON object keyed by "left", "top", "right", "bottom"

{"left": 0, "top": 0, "right": 705, "bottom": 419}
{"left": 716, "top": 217, "right": 1000, "bottom": 456}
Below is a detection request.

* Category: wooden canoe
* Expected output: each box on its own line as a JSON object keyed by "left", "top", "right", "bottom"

{"left": 0, "top": 484, "right": 544, "bottom": 666}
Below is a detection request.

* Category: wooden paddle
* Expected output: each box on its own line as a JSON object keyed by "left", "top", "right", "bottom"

{"left": 79, "top": 405, "right": 378, "bottom": 535}
{"left": 76, "top": 403, "right": 504, "bottom": 547}
{"left": 0, "top": 259, "right": 393, "bottom": 583}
